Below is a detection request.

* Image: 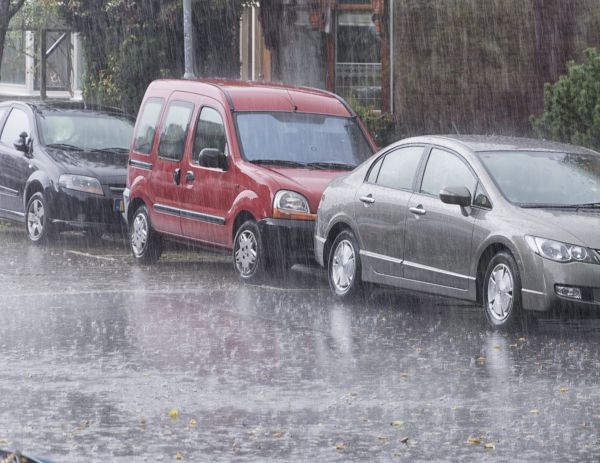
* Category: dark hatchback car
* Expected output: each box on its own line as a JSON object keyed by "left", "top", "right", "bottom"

{"left": 0, "top": 101, "right": 134, "bottom": 242}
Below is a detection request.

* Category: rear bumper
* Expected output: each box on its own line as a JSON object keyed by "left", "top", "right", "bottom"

{"left": 257, "top": 218, "right": 315, "bottom": 264}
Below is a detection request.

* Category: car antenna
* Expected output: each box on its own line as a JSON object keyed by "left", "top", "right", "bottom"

{"left": 286, "top": 90, "right": 299, "bottom": 112}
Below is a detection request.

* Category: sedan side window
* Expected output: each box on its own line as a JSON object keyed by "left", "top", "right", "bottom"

{"left": 193, "top": 107, "right": 228, "bottom": 165}
{"left": 421, "top": 148, "right": 476, "bottom": 198}
{"left": 0, "top": 108, "right": 30, "bottom": 147}
{"left": 374, "top": 146, "right": 424, "bottom": 190}
{"left": 157, "top": 101, "right": 194, "bottom": 160}
{"left": 133, "top": 98, "right": 164, "bottom": 154}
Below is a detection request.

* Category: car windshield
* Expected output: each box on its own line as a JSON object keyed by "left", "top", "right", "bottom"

{"left": 38, "top": 110, "right": 134, "bottom": 152}
{"left": 478, "top": 150, "right": 600, "bottom": 206}
{"left": 235, "top": 112, "right": 373, "bottom": 168}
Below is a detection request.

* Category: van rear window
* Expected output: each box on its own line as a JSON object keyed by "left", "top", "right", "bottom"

{"left": 133, "top": 98, "right": 164, "bottom": 154}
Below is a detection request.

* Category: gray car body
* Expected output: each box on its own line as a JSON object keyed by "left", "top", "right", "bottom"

{"left": 315, "top": 135, "right": 600, "bottom": 312}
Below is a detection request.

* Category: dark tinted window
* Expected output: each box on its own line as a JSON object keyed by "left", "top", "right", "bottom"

{"left": 193, "top": 107, "right": 228, "bottom": 164}
{"left": 157, "top": 101, "right": 194, "bottom": 160}
{"left": 421, "top": 149, "right": 476, "bottom": 197}
{"left": 0, "top": 108, "right": 30, "bottom": 146}
{"left": 133, "top": 98, "right": 164, "bottom": 154}
{"left": 375, "top": 146, "right": 423, "bottom": 190}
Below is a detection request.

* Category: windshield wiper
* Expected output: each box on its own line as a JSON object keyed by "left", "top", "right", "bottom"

{"left": 90, "top": 147, "right": 130, "bottom": 154}
{"left": 249, "top": 159, "right": 307, "bottom": 168}
{"left": 306, "top": 161, "right": 356, "bottom": 170}
{"left": 520, "top": 202, "right": 600, "bottom": 209}
{"left": 46, "top": 143, "right": 83, "bottom": 151}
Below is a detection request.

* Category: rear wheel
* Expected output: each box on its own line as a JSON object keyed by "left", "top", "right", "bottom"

{"left": 328, "top": 230, "right": 363, "bottom": 299}
{"left": 483, "top": 251, "right": 523, "bottom": 329}
{"left": 130, "top": 204, "right": 162, "bottom": 264}
{"left": 233, "top": 220, "right": 268, "bottom": 283}
{"left": 25, "top": 192, "right": 55, "bottom": 244}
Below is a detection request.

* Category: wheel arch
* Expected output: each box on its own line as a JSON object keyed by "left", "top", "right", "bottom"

{"left": 475, "top": 239, "right": 521, "bottom": 303}
{"left": 323, "top": 219, "right": 357, "bottom": 266}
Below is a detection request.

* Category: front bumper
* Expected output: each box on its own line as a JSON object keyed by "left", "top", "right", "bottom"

{"left": 50, "top": 185, "right": 125, "bottom": 231}
{"left": 257, "top": 218, "right": 315, "bottom": 264}
{"left": 522, "top": 255, "right": 600, "bottom": 312}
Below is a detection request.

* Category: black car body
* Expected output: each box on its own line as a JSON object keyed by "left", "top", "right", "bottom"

{"left": 0, "top": 100, "right": 134, "bottom": 242}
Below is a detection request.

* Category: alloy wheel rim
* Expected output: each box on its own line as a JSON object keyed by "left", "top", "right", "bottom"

{"left": 27, "top": 198, "right": 45, "bottom": 240}
{"left": 235, "top": 230, "right": 258, "bottom": 276}
{"left": 331, "top": 239, "right": 356, "bottom": 294}
{"left": 487, "top": 263, "right": 514, "bottom": 322}
{"left": 131, "top": 213, "right": 149, "bottom": 257}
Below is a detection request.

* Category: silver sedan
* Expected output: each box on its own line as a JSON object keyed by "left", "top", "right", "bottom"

{"left": 315, "top": 135, "right": 600, "bottom": 329}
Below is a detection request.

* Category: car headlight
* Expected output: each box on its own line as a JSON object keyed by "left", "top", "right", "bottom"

{"left": 59, "top": 175, "right": 104, "bottom": 196}
{"left": 525, "top": 235, "right": 598, "bottom": 264}
{"left": 273, "top": 190, "right": 315, "bottom": 221}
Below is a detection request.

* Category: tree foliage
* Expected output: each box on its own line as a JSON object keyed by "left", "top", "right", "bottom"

{"left": 0, "top": 0, "right": 27, "bottom": 77}
{"left": 61, "top": 0, "right": 245, "bottom": 113}
{"left": 532, "top": 48, "right": 600, "bottom": 151}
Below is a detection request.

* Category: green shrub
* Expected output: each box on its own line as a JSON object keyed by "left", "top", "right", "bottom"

{"left": 532, "top": 48, "right": 600, "bottom": 150}
{"left": 347, "top": 97, "right": 397, "bottom": 148}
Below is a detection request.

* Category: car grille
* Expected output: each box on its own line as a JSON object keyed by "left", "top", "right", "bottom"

{"left": 109, "top": 185, "right": 125, "bottom": 198}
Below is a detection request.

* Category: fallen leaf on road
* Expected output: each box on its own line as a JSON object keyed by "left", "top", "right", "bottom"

{"left": 391, "top": 420, "right": 404, "bottom": 427}
{"left": 509, "top": 343, "right": 518, "bottom": 348}
{"left": 189, "top": 418, "right": 198, "bottom": 426}
{"left": 335, "top": 443, "right": 346, "bottom": 451}
{"left": 484, "top": 443, "right": 495, "bottom": 450}
{"left": 392, "top": 451, "right": 401, "bottom": 457}
{"left": 400, "top": 437, "right": 409, "bottom": 445}
{"left": 0, "top": 439, "right": 10, "bottom": 445}
{"left": 493, "top": 345, "right": 501, "bottom": 350}
{"left": 169, "top": 409, "right": 179, "bottom": 419}
{"left": 518, "top": 337, "right": 527, "bottom": 342}
{"left": 467, "top": 437, "right": 481, "bottom": 445}
{"left": 477, "top": 356, "right": 486, "bottom": 364}
{"left": 559, "top": 387, "right": 569, "bottom": 393}
{"left": 529, "top": 409, "right": 540, "bottom": 414}
{"left": 272, "top": 431, "right": 284, "bottom": 438}
{"left": 377, "top": 436, "right": 389, "bottom": 442}
{"left": 175, "top": 452, "right": 182, "bottom": 460}
{"left": 399, "top": 372, "right": 409, "bottom": 379}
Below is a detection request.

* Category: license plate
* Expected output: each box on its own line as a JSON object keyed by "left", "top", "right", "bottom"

{"left": 114, "top": 198, "right": 124, "bottom": 212}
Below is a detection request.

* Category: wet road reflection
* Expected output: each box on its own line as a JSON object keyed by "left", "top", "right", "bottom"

{"left": 0, "top": 226, "right": 599, "bottom": 461}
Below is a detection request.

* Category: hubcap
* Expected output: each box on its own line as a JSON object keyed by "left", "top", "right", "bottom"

{"left": 331, "top": 239, "right": 356, "bottom": 294}
{"left": 487, "top": 263, "right": 514, "bottom": 322}
{"left": 27, "top": 198, "right": 45, "bottom": 240}
{"left": 235, "top": 230, "right": 258, "bottom": 276}
{"left": 131, "top": 213, "right": 149, "bottom": 257}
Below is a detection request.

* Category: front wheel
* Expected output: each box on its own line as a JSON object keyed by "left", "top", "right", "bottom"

{"left": 327, "top": 230, "right": 363, "bottom": 299}
{"left": 233, "top": 220, "right": 268, "bottom": 283}
{"left": 25, "top": 192, "right": 55, "bottom": 244}
{"left": 130, "top": 204, "right": 162, "bottom": 264}
{"left": 483, "top": 251, "right": 523, "bottom": 330}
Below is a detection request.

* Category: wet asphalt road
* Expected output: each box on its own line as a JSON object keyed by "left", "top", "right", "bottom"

{"left": 1, "top": 223, "right": 600, "bottom": 462}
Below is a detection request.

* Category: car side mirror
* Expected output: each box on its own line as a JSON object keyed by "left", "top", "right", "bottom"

{"left": 198, "top": 147, "right": 227, "bottom": 170}
{"left": 14, "top": 131, "right": 32, "bottom": 156}
{"left": 440, "top": 185, "right": 471, "bottom": 207}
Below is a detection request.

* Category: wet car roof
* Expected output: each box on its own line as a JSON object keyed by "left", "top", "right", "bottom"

{"left": 149, "top": 79, "right": 354, "bottom": 117}
{"left": 0, "top": 100, "right": 132, "bottom": 118}
{"left": 432, "top": 135, "right": 598, "bottom": 154}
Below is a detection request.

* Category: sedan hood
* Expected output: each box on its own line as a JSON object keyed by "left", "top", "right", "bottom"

{"left": 519, "top": 208, "right": 600, "bottom": 248}
{"left": 45, "top": 147, "right": 128, "bottom": 184}
{"left": 261, "top": 166, "right": 347, "bottom": 212}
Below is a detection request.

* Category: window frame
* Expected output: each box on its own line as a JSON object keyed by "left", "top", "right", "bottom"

{"left": 190, "top": 105, "right": 229, "bottom": 170}
{"left": 132, "top": 97, "right": 165, "bottom": 156}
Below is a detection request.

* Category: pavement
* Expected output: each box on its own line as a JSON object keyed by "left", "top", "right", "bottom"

{"left": 0, "top": 221, "right": 599, "bottom": 462}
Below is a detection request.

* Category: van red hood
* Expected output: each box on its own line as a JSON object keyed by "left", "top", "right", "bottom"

{"left": 261, "top": 166, "right": 348, "bottom": 212}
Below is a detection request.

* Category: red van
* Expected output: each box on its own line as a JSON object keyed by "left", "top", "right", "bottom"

{"left": 123, "top": 79, "right": 376, "bottom": 281}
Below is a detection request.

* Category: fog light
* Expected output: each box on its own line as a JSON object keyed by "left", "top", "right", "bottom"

{"left": 555, "top": 285, "right": 582, "bottom": 300}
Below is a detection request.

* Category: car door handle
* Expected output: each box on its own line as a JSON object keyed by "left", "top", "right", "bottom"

{"left": 185, "top": 171, "right": 195, "bottom": 183}
{"left": 409, "top": 205, "right": 426, "bottom": 216}
{"left": 173, "top": 168, "right": 181, "bottom": 185}
{"left": 359, "top": 194, "right": 375, "bottom": 204}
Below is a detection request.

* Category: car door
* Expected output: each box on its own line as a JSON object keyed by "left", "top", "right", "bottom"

{"left": 179, "top": 100, "right": 237, "bottom": 247}
{"left": 0, "top": 106, "right": 33, "bottom": 217}
{"left": 403, "top": 147, "right": 477, "bottom": 290}
{"left": 354, "top": 145, "right": 425, "bottom": 277}
{"left": 149, "top": 94, "right": 197, "bottom": 236}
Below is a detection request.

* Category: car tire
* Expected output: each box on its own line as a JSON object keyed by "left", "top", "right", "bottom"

{"left": 328, "top": 229, "right": 363, "bottom": 299}
{"left": 130, "top": 204, "right": 162, "bottom": 264}
{"left": 483, "top": 251, "right": 524, "bottom": 330}
{"left": 25, "top": 192, "right": 55, "bottom": 244}
{"left": 233, "top": 220, "right": 268, "bottom": 284}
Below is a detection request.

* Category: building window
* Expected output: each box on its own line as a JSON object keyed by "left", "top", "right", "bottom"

{"left": 0, "top": 31, "right": 26, "bottom": 85}
{"left": 335, "top": 10, "right": 382, "bottom": 109}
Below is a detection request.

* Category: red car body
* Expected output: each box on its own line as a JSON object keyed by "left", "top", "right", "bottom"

{"left": 124, "top": 79, "right": 376, "bottom": 275}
